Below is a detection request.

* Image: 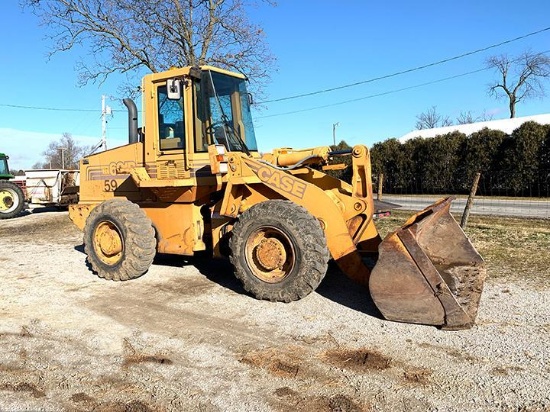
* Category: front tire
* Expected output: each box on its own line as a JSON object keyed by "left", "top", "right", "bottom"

{"left": 229, "top": 200, "right": 330, "bottom": 302}
{"left": 0, "top": 181, "right": 25, "bottom": 219}
{"left": 83, "top": 199, "right": 156, "bottom": 281}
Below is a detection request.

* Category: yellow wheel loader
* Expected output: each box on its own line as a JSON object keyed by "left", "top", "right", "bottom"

{"left": 69, "top": 66, "right": 486, "bottom": 330}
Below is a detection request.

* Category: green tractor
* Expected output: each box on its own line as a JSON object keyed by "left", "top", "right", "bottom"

{"left": 0, "top": 153, "right": 25, "bottom": 219}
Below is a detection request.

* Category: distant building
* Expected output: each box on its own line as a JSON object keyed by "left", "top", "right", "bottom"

{"left": 399, "top": 113, "right": 550, "bottom": 142}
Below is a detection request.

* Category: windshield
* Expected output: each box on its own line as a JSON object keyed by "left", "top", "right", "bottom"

{"left": 0, "top": 158, "right": 9, "bottom": 176}
{"left": 194, "top": 70, "right": 258, "bottom": 153}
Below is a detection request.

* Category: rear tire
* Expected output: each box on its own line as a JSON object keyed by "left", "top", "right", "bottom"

{"left": 229, "top": 200, "right": 330, "bottom": 302}
{"left": 83, "top": 199, "right": 156, "bottom": 281}
{"left": 0, "top": 181, "right": 25, "bottom": 219}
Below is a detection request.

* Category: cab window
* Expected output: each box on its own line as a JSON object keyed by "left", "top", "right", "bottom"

{"left": 158, "top": 85, "right": 185, "bottom": 150}
{"left": 193, "top": 70, "right": 258, "bottom": 153}
{"left": 0, "top": 158, "right": 9, "bottom": 175}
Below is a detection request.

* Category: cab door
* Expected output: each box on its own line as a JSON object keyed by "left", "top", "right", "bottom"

{"left": 154, "top": 82, "right": 189, "bottom": 180}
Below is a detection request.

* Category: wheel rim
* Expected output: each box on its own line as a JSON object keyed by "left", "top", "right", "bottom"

{"left": 244, "top": 226, "right": 296, "bottom": 283}
{"left": 93, "top": 221, "right": 124, "bottom": 265}
{"left": 0, "top": 188, "right": 17, "bottom": 213}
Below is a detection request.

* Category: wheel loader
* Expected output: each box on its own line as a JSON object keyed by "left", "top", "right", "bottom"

{"left": 69, "top": 65, "right": 486, "bottom": 330}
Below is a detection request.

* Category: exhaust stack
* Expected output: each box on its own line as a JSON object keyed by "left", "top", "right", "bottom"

{"left": 123, "top": 98, "right": 139, "bottom": 144}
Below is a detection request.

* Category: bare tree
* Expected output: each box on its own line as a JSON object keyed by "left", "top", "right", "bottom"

{"left": 478, "top": 110, "right": 495, "bottom": 122}
{"left": 456, "top": 110, "right": 494, "bottom": 125}
{"left": 456, "top": 111, "right": 476, "bottom": 125}
{"left": 415, "top": 106, "right": 453, "bottom": 130}
{"left": 34, "top": 133, "right": 91, "bottom": 169}
{"left": 487, "top": 51, "right": 550, "bottom": 118}
{"left": 24, "top": 0, "right": 276, "bottom": 95}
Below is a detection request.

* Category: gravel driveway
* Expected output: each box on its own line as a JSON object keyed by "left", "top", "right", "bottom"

{"left": 0, "top": 209, "right": 548, "bottom": 411}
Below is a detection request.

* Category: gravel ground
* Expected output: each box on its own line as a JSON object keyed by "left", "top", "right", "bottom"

{"left": 0, "top": 209, "right": 549, "bottom": 411}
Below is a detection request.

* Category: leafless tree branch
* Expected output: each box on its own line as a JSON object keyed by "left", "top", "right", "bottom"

{"left": 23, "top": 0, "right": 276, "bottom": 95}
{"left": 486, "top": 51, "right": 550, "bottom": 118}
{"left": 415, "top": 106, "right": 454, "bottom": 130}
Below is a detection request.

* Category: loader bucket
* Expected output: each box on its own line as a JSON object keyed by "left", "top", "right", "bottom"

{"left": 369, "top": 197, "right": 486, "bottom": 330}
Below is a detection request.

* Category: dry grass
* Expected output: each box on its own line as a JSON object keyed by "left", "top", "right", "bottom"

{"left": 375, "top": 210, "right": 550, "bottom": 287}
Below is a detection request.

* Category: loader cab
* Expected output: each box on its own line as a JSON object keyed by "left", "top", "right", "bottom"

{"left": 146, "top": 66, "right": 258, "bottom": 178}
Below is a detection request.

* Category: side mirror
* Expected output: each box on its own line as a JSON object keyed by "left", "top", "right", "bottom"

{"left": 167, "top": 78, "right": 182, "bottom": 100}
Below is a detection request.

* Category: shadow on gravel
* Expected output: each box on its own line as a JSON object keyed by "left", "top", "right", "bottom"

{"left": 12, "top": 210, "right": 32, "bottom": 218}
{"left": 72, "top": 243, "right": 383, "bottom": 320}
{"left": 29, "top": 206, "right": 67, "bottom": 214}
{"left": 316, "top": 263, "right": 384, "bottom": 320}
{"left": 153, "top": 253, "right": 247, "bottom": 296}
{"left": 192, "top": 256, "right": 384, "bottom": 321}
{"left": 10, "top": 206, "right": 67, "bottom": 220}
{"left": 192, "top": 256, "right": 248, "bottom": 296}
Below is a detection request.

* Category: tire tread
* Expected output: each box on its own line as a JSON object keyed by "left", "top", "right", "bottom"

{"left": 229, "top": 200, "right": 330, "bottom": 302}
{"left": 83, "top": 199, "right": 156, "bottom": 281}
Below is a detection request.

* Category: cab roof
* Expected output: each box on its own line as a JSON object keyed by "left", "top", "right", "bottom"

{"left": 144, "top": 65, "right": 246, "bottom": 83}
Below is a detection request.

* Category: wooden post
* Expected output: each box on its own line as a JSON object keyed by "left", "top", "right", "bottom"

{"left": 461, "top": 172, "right": 481, "bottom": 229}
{"left": 377, "top": 173, "right": 384, "bottom": 201}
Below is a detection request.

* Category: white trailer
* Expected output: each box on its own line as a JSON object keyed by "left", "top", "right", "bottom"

{"left": 20, "top": 169, "right": 79, "bottom": 207}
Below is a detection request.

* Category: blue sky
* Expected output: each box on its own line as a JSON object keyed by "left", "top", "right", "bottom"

{"left": 1, "top": 1, "right": 549, "bottom": 170}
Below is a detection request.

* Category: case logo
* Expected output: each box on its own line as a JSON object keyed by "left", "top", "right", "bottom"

{"left": 257, "top": 167, "right": 307, "bottom": 199}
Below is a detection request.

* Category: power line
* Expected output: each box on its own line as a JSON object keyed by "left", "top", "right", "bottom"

{"left": 256, "top": 49, "right": 550, "bottom": 119}
{"left": 256, "top": 68, "right": 488, "bottom": 119}
{"left": 2, "top": 32, "right": 548, "bottom": 117}
{"left": 0, "top": 103, "right": 99, "bottom": 112}
{"left": 259, "top": 25, "right": 550, "bottom": 104}
{"left": 0, "top": 102, "right": 139, "bottom": 114}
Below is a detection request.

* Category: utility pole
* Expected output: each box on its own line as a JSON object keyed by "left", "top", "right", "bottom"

{"left": 58, "top": 147, "right": 66, "bottom": 169}
{"left": 332, "top": 122, "right": 339, "bottom": 146}
{"left": 101, "top": 95, "right": 112, "bottom": 151}
{"left": 89, "top": 96, "right": 113, "bottom": 155}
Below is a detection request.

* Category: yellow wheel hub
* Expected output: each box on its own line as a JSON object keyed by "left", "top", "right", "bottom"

{"left": 93, "top": 221, "right": 123, "bottom": 265}
{"left": 246, "top": 229, "right": 295, "bottom": 283}
{"left": 0, "top": 190, "right": 14, "bottom": 211}
{"left": 254, "top": 237, "right": 287, "bottom": 271}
